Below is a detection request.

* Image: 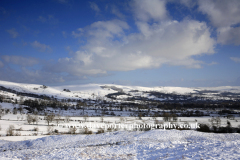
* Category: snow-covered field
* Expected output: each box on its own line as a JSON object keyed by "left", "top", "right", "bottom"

{"left": 0, "top": 106, "right": 239, "bottom": 159}
{"left": 0, "top": 80, "right": 240, "bottom": 159}
{"left": 0, "top": 103, "right": 239, "bottom": 139}
{"left": 0, "top": 130, "right": 240, "bottom": 159}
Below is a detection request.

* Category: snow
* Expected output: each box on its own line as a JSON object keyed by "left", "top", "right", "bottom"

{"left": 0, "top": 108, "right": 240, "bottom": 159}
{"left": 1, "top": 80, "right": 240, "bottom": 102}
{"left": 0, "top": 130, "right": 240, "bottom": 159}
{"left": 0, "top": 136, "right": 48, "bottom": 142}
{"left": 1, "top": 80, "right": 240, "bottom": 159}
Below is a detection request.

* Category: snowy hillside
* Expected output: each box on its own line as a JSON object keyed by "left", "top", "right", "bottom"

{"left": 1, "top": 80, "right": 240, "bottom": 102}
{"left": 0, "top": 130, "right": 240, "bottom": 159}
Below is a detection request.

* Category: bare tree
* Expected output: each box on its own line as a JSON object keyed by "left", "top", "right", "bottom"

{"left": 33, "top": 127, "right": 39, "bottom": 132}
{"left": 32, "top": 115, "right": 39, "bottom": 125}
{"left": 163, "top": 113, "right": 171, "bottom": 122}
{"left": 19, "top": 96, "right": 24, "bottom": 105}
{"left": 55, "top": 114, "right": 62, "bottom": 125}
{"left": 65, "top": 115, "right": 70, "bottom": 123}
{"left": 97, "top": 128, "right": 105, "bottom": 134}
{"left": 18, "top": 105, "right": 23, "bottom": 114}
{"left": 26, "top": 114, "right": 33, "bottom": 124}
{"left": 0, "top": 105, "right": 4, "bottom": 120}
{"left": 138, "top": 113, "right": 142, "bottom": 120}
{"left": 80, "top": 127, "right": 92, "bottom": 134}
{"left": 227, "top": 120, "right": 231, "bottom": 128}
{"left": 216, "top": 117, "right": 221, "bottom": 127}
{"left": 33, "top": 108, "right": 38, "bottom": 115}
{"left": 5, "top": 109, "right": 10, "bottom": 114}
{"left": 13, "top": 108, "right": 17, "bottom": 114}
{"left": 210, "top": 117, "right": 215, "bottom": 126}
{"left": 120, "top": 117, "right": 125, "bottom": 123}
{"left": 100, "top": 116, "right": 104, "bottom": 123}
{"left": 69, "top": 127, "right": 77, "bottom": 134}
{"left": 83, "top": 115, "right": 89, "bottom": 122}
{"left": 6, "top": 125, "right": 15, "bottom": 136}
{"left": 172, "top": 114, "right": 178, "bottom": 122}
{"left": 45, "top": 113, "right": 55, "bottom": 126}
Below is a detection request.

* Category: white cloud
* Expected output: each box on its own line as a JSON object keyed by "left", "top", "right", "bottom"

{"left": 132, "top": 0, "right": 168, "bottom": 22}
{"left": 1, "top": 55, "right": 39, "bottom": 66}
{"left": 178, "top": 0, "right": 197, "bottom": 8}
{"left": 217, "top": 26, "right": 240, "bottom": 45}
{"left": 49, "top": 18, "right": 215, "bottom": 77}
{"left": 230, "top": 57, "right": 240, "bottom": 63}
{"left": 31, "top": 41, "right": 52, "bottom": 52}
{"left": 198, "top": 0, "right": 240, "bottom": 28}
{"left": 89, "top": 2, "right": 100, "bottom": 12}
{"left": 6, "top": 28, "right": 19, "bottom": 38}
{"left": 198, "top": 0, "right": 240, "bottom": 45}
{"left": 1, "top": 0, "right": 221, "bottom": 84}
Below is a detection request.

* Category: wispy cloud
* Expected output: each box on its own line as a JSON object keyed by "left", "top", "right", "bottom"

{"left": 31, "top": 41, "right": 52, "bottom": 52}
{"left": 57, "top": 0, "right": 69, "bottom": 4}
{"left": 1, "top": 55, "right": 39, "bottom": 66}
{"left": 108, "top": 5, "right": 125, "bottom": 19}
{"left": 38, "top": 16, "right": 47, "bottom": 23}
{"left": 0, "top": 67, "right": 65, "bottom": 84}
{"left": 89, "top": 2, "right": 100, "bottom": 12}
{"left": 62, "top": 31, "right": 67, "bottom": 38}
{"left": 0, "top": 60, "right": 4, "bottom": 68}
{"left": 72, "top": 28, "right": 83, "bottom": 38}
{"left": 208, "top": 61, "right": 218, "bottom": 66}
{"left": 21, "top": 40, "right": 28, "bottom": 46}
{"left": 230, "top": 57, "right": 240, "bottom": 63}
{"left": 37, "top": 15, "right": 58, "bottom": 25}
{"left": 0, "top": 7, "right": 6, "bottom": 14}
{"left": 6, "top": 28, "right": 19, "bottom": 38}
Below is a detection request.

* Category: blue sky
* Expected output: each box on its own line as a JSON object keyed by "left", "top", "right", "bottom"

{"left": 0, "top": 0, "right": 240, "bottom": 87}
